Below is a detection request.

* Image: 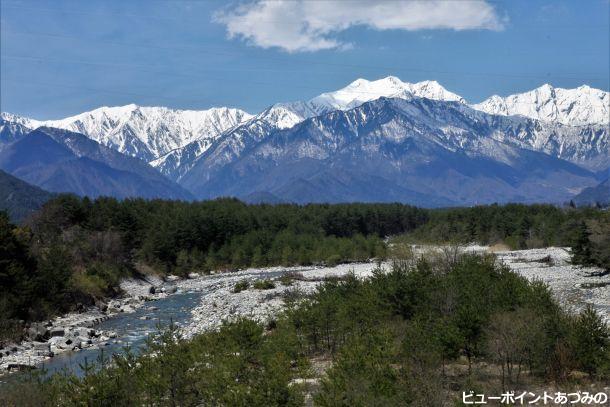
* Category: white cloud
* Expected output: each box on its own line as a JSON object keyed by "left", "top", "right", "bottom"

{"left": 214, "top": 0, "right": 505, "bottom": 53}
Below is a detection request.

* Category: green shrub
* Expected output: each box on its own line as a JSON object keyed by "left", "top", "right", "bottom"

{"left": 233, "top": 279, "right": 250, "bottom": 293}
{"left": 6, "top": 252, "right": 610, "bottom": 405}
{"left": 253, "top": 279, "right": 275, "bottom": 290}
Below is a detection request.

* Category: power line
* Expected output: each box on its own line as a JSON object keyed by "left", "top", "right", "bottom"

{"left": 3, "top": 30, "right": 608, "bottom": 82}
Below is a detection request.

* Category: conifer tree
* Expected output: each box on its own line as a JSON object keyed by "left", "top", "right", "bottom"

{"left": 571, "top": 221, "right": 594, "bottom": 266}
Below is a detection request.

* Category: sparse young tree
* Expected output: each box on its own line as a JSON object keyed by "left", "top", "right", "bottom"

{"left": 571, "top": 305, "right": 609, "bottom": 378}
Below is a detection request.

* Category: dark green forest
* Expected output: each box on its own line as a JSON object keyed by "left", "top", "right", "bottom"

{"left": 1, "top": 196, "right": 608, "bottom": 347}
{"left": 2, "top": 254, "right": 608, "bottom": 405}
{"left": 401, "top": 203, "right": 610, "bottom": 269}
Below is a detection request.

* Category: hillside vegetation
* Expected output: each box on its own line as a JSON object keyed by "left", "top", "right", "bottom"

{"left": 2, "top": 253, "right": 608, "bottom": 405}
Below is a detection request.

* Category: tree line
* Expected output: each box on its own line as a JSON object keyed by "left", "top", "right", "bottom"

{"left": 401, "top": 203, "right": 610, "bottom": 269}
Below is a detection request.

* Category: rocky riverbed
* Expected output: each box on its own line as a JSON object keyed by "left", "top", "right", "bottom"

{"left": 180, "top": 246, "right": 609, "bottom": 338}
{"left": 1, "top": 246, "right": 608, "bottom": 376}
{"left": 494, "top": 247, "right": 610, "bottom": 322}
{"left": 0, "top": 274, "right": 183, "bottom": 374}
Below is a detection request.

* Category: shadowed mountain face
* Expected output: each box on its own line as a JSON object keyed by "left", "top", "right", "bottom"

{"left": 0, "top": 127, "right": 193, "bottom": 200}
{"left": 180, "top": 97, "right": 598, "bottom": 206}
{"left": 0, "top": 170, "right": 54, "bottom": 222}
{"left": 573, "top": 178, "right": 610, "bottom": 207}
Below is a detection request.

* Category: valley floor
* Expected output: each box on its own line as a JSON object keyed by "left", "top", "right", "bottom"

{"left": 1, "top": 246, "right": 608, "bottom": 377}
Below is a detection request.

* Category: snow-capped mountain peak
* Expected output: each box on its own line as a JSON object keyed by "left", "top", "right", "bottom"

{"left": 2, "top": 105, "right": 253, "bottom": 162}
{"left": 309, "top": 76, "right": 465, "bottom": 111}
{"left": 473, "top": 83, "right": 609, "bottom": 125}
{"left": 3, "top": 77, "right": 607, "bottom": 185}
{"left": 255, "top": 76, "right": 466, "bottom": 131}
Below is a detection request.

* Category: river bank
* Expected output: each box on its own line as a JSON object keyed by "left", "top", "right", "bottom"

{"left": 2, "top": 246, "right": 608, "bottom": 377}
{"left": 0, "top": 274, "right": 181, "bottom": 374}
{"left": 180, "top": 246, "right": 610, "bottom": 339}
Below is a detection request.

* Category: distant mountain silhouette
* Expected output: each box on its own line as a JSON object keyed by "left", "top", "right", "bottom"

{"left": 0, "top": 169, "right": 54, "bottom": 222}
{"left": 0, "top": 127, "right": 193, "bottom": 200}
{"left": 573, "top": 178, "right": 610, "bottom": 207}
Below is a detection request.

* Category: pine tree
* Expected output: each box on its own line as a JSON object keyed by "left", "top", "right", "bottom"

{"left": 571, "top": 221, "right": 594, "bottom": 266}
{"left": 571, "top": 305, "right": 609, "bottom": 377}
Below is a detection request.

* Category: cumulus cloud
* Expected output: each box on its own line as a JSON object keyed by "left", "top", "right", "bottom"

{"left": 214, "top": 0, "right": 505, "bottom": 53}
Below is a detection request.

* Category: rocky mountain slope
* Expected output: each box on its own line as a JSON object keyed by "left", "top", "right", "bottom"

{"left": 157, "top": 78, "right": 609, "bottom": 180}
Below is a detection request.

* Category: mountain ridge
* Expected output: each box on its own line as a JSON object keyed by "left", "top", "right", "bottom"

{"left": 0, "top": 127, "right": 193, "bottom": 200}
{"left": 179, "top": 96, "right": 598, "bottom": 205}
{"left": 473, "top": 83, "right": 609, "bottom": 126}
{"left": 0, "top": 169, "right": 55, "bottom": 222}
{"left": 146, "top": 77, "right": 609, "bottom": 179}
{"left": 2, "top": 77, "right": 607, "bottom": 203}
{"left": 1, "top": 105, "right": 252, "bottom": 163}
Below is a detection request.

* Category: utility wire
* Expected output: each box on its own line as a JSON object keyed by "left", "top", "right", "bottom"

{"left": 3, "top": 30, "right": 608, "bottom": 82}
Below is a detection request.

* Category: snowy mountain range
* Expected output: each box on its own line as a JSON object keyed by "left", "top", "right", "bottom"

{"left": 150, "top": 78, "right": 470, "bottom": 178}
{"left": 1, "top": 106, "right": 252, "bottom": 163}
{"left": 473, "top": 84, "right": 609, "bottom": 126}
{"left": 1, "top": 76, "right": 608, "bottom": 205}
{"left": 148, "top": 78, "right": 608, "bottom": 180}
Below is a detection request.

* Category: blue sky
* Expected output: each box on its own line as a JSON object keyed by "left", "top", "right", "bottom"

{"left": 1, "top": 0, "right": 608, "bottom": 119}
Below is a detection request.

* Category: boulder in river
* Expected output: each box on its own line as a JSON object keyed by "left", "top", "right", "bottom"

{"left": 26, "top": 323, "right": 49, "bottom": 341}
{"left": 71, "top": 327, "right": 96, "bottom": 338}
{"left": 49, "top": 327, "right": 65, "bottom": 337}
{"left": 32, "top": 341, "right": 50, "bottom": 352}
{"left": 49, "top": 336, "right": 73, "bottom": 349}
{"left": 120, "top": 305, "right": 135, "bottom": 313}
